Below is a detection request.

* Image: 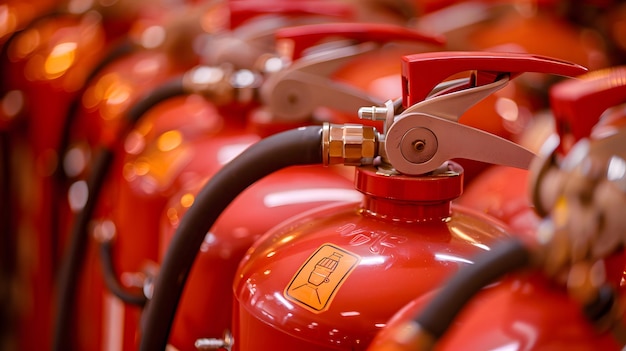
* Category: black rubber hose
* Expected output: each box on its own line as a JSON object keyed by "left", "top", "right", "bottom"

{"left": 51, "top": 37, "right": 136, "bottom": 276}
{"left": 53, "top": 147, "right": 115, "bottom": 351}
{"left": 52, "top": 77, "right": 187, "bottom": 350}
{"left": 412, "top": 237, "right": 625, "bottom": 347}
{"left": 99, "top": 239, "right": 147, "bottom": 306}
{"left": 139, "top": 125, "right": 324, "bottom": 351}
{"left": 56, "top": 37, "right": 136, "bottom": 181}
{"left": 125, "top": 76, "right": 185, "bottom": 125}
{"left": 413, "top": 237, "right": 531, "bottom": 340}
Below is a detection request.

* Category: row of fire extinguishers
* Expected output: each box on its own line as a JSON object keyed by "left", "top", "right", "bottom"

{"left": 1, "top": 0, "right": 626, "bottom": 350}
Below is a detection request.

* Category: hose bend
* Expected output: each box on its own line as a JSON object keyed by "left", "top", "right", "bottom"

{"left": 125, "top": 76, "right": 186, "bottom": 126}
{"left": 413, "top": 237, "right": 532, "bottom": 341}
{"left": 139, "top": 125, "right": 325, "bottom": 351}
{"left": 98, "top": 238, "right": 148, "bottom": 306}
{"left": 379, "top": 236, "right": 624, "bottom": 351}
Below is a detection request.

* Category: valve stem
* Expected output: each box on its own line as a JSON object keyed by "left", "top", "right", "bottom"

{"left": 358, "top": 99, "right": 395, "bottom": 136}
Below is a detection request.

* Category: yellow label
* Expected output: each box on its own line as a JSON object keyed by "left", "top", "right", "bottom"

{"left": 284, "top": 244, "right": 360, "bottom": 313}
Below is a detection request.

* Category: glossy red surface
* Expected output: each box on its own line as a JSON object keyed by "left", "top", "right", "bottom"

{"left": 436, "top": 66, "right": 626, "bottom": 351}
{"left": 276, "top": 22, "right": 444, "bottom": 60}
{"left": 65, "top": 38, "right": 212, "bottom": 350}
{"left": 369, "top": 272, "right": 624, "bottom": 351}
{"left": 457, "top": 165, "right": 539, "bottom": 239}
{"left": 73, "top": 94, "right": 224, "bottom": 351}
{"left": 550, "top": 67, "right": 626, "bottom": 152}
{"left": 69, "top": 51, "right": 186, "bottom": 151}
{"left": 163, "top": 164, "right": 359, "bottom": 351}
{"left": 232, "top": 165, "right": 512, "bottom": 350}
{"left": 356, "top": 165, "right": 463, "bottom": 202}
{"left": 401, "top": 51, "right": 588, "bottom": 108}
{"left": 228, "top": 1, "right": 354, "bottom": 30}
{"left": 96, "top": 87, "right": 356, "bottom": 351}
{"left": 1, "top": 13, "right": 118, "bottom": 351}
{"left": 441, "top": 274, "right": 624, "bottom": 350}
{"left": 74, "top": 4, "right": 417, "bottom": 349}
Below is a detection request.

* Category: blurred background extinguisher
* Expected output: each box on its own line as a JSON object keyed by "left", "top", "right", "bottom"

{"left": 366, "top": 65, "right": 626, "bottom": 351}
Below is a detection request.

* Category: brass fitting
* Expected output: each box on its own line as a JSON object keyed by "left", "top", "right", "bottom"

{"left": 322, "top": 123, "right": 379, "bottom": 166}
{"left": 183, "top": 65, "right": 235, "bottom": 105}
{"left": 183, "top": 65, "right": 261, "bottom": 106}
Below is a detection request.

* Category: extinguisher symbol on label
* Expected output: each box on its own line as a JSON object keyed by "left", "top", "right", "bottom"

{"left": 285, "top": 244, "right": 360, "bottom": 313}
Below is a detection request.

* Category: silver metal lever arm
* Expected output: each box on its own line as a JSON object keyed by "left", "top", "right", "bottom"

{"left": 266, "top": 70, "right": 385, "bottom": 121}
{"left": 261, "top": 43, "right": 383, "bottom": 121}
{"left": 401, "top": 75, "right": 510, "bottom": 121}
{"left": 385, "top": 112, "right": 535, "bottom": 175}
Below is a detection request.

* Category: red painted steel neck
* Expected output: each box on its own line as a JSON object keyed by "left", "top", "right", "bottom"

{"left": 355, "top": 162, "right": 463, "bottom": 222}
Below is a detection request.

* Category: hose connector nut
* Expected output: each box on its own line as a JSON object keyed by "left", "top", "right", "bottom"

{"left": 183, "top": 65, "right": 235, "bottom": 105}
{"left": 322, "top": 123, "right": 378, "bottom": 166}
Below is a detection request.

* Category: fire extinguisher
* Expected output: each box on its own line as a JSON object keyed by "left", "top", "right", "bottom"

{"left": 51, "top": 3, "right": 240, "bottom": 350}
{"left": 57, "top": 14, "right": 440, "bottom": 351}
{"left": 0, "top": 2, "right": 164, "bottom": 350}
{"left": 150, "top": 24, "right": 443, "bottom": 351}
{"left": 365, "top": 70, "right": 626, "bottom": 349}
{"left": 53, "top": 5, "right": 365, "bottom": 350}
{"left": 83, "top": 21, "right": 443, "bottom": 351}
{"left": 136, "top": 51, "right": 586, "bottom": 351}
{"left": 459, "top": 63, "right": 626, "bottom": 241}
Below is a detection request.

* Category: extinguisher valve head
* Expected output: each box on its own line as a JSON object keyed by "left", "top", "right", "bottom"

{"left": 322, "top": 123, "right": 379, "bottom": 166}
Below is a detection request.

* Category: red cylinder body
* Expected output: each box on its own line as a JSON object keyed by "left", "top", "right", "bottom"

{"left": 72, "top": 93, "right": 223, "bottom": 350}
{"left": 369, "top": 271, "right": 625, "bottom": 351}
{"left": 232, "top": 163, "right": 512, "bottom": 350}
{"left": 406, "top": 67, "right": 626, "bottom": 351}
{"left": 161, "top": 161, "right": 359, "bottom": 350}
{"left": 457, "top": 165, "right": 539, "bottom": 239}
{"left": 62, "top": 23, "right": 210, "bottom": 350}
{"left": 0, "top": 10, "right": 130, "bottom": 351}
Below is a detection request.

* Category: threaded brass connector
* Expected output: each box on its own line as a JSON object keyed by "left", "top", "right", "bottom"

{"left": 183, "top": 65, "right": 261, "bottom": 106}
{"left": 183, "top": 65, "right": 235, "bottom": 105}
{"left": 322, "top": 123, "right": 379, "bottom": 166}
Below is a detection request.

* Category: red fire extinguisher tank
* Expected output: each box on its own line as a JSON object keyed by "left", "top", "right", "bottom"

{"left": 232, "top": 162, "right": 511, "bottom": 350}
{"left": 229, "top": 51, "right": 589, "bottom": 351}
